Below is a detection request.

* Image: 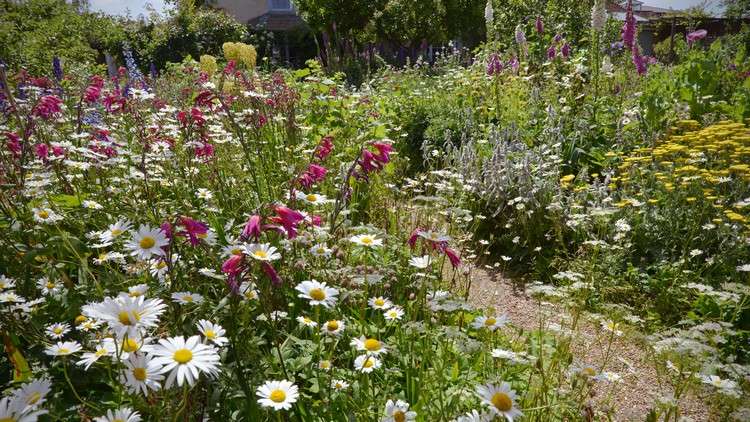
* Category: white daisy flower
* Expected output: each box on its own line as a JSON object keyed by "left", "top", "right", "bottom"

{"left": 171, "top": 291, "right": 204, "bottom": 305}
{"left": 601, "top": 320, "right": 623, "bottom": 336}
{"left": 382, "top": 399, "right": 417, "bottom": 422}
{"left": 32, "top": 207, "right": 63, "bottom": 224}
{"left": 125, "top": 225, "right": 169, "bottom": 260}
{"left": 45, "top": 322, "right": 71, "bottom": 339}
{"left": 82, "top": 200, "right": 103, "bottom": 210}
{"left": 318, "top": 360, "right": 332, "bottom": 371}
{"left": 37, "top": 277, "right": 63, "bottom": 296}
{"left": 368, "top": 296, "right": 392, "bottom": 310}
{"left": 93, "top": 407, "right": 142, "bottom": 422}
{"left": 0, "top": 275, "right": 16, "bottom": 290}
{"left": 243, "top": 243, "right": 281, "bottom": 261}
{"left": 76, "top": 318, "right": 102, "bottom": 332}
{"left": 0, "top": 396, "right": 47, "bottom": 422}
{"left": 0, "top": 291, "right": 25, "bottom": 304}
{"left": 295, "top": 191, "right": 331, "bottom": 205}
{"left": 196, "top": 320, "right": 228, "bottom": 347}
{"left": 45, "top": 341, "right": 82, "bottom": 357}
{"left": 77, "top": 342, "right": 114, "bottom": 370}
{"left": 384, "top": 307, "right": 404, "bottom": 322}
{"left": 309, "top": 243, "right": 332, "bottom": 258}
{"left": 408, "top": 255, "right": 432, "bottom": 269}
{"left": 127, "top": 284, "right": 149, "bottom": 298}
{"left": 354, "top": 354, "right": 382, "bottom": 373}
{"left": 296, "top": 315, "right": 318, "bottom": 328}
{"left": 350, "top": 234, "right": 383, "bottom": 248}
{"left": 418, "top": 230, "right": 451, "bottom": 243}
{"left": 99, "top": 219, "right": 133, "bottom": 243}
{"left": 295, "top": 280, "right": 338, "bottom": 308}
{"left": 322, "top": 319, "right": 345, "bottom": 336}
{"left": 256, "top": 380, "right": 299, "bottom": 411}
{"left": 351, "top": 336, "right": 388, "bottom": 355}
{"left": 196, "top": 188, "right": 213, "bottom": 200}
{"left": 149, "top": 259, "right": 170, "bottom": 281}
{"left": 239, "top": 282, "right": 259, "bottom": 301}
{"left": 476, "top": 382, "right": 523, "bottom": 421}
{"left": 82, "top": 295, "right": 167, "bottom": 339}
{"left": 120, "top": 354, "right": 164, "bottom": 396}
{"left": 331, "top": 379, "right": 350, "bottom": 391}
{"left": 222, "top": 244, "right": 245, "bottom": 258}
{"left": 472, "top": 314, "right": 508, "bottom": 331}
{"left": 453, "top": 409, "right": 492, "bottom": 422}
{"left": 11, "top": 378, "right": 52, "bottom": 410}
{"left": 149, "top": 335, "right": 221, "bottom": 388}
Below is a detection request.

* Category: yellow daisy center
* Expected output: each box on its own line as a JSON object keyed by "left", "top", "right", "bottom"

{"left": 74, "top": 315, "right": 87, "bottom": 324}
{"left": 113, "top": 419, "right": 125, "bottom": 422}
{"left": 253, "top": 250, "right": 268, "bottom": 259}
{"left": 118, "top": 311, "right": 140, "bottom": 326}
{"left": 182, "top": 295, "right": 193, "bottom": 302}
{"left": 374, "top": 298, "right": 385, "bottom": 306}
{"left": 364, "top": 338, "right": 381, "bottom": 352}
{"left": 58, "top": 348, "right": 70, "bottom": 355}
{"left": 269, "top": 389, "right": 286, "bottom": 403}
{"left": 46, "top": 282, "right": 56, "bottom": 289}
{"left": 309, "top": 288, "right": 326, "bottom": 301}
{"left": 361, "top": 237, "right": 373, "bottom": 245}
{"left": 491, "top": 392, "right": 513, "bottom": 412}
{"left": 27, "top": 392, "right": 42, "bottom": 405}
{"left": 111, "top": 228, "right": 123, "bottom": 236}
{"left": 204, "top": 329, "right": 216, "bottom": 339}
{"left": 581, "top": 367, "right": 596, "bottom": 377}
{"left": 156, "top": 261, "right": 167, "bottom": 269}
{"left": 393, "top": 411, "right": 406, "bottom": 422}
{"left": 173, "top": 348, "right": 193, "bottom": 364}
{"left": 326, "top": 321, "right": 339, "bottom": 331}
{"left": 484, "top": 317, "right": 497, "bottom": 326}
{"left": 133, "top": 367, "right": 147, "bottom": 381}
{"left": 0, "top": 417, "right": 17, "bottom": 422}
{"left": 306, "top": 194, "right": 318, "bottom": 202}
{"left": 38, "top": 210, "right": 49, "bottom": 219}
{"left": 302, "top": 317, "right": 312, "bottom": 324}
{"left": 122, "top": 338, "right": 139, "bottom": 353}
{"left": 363, "top": 357, "right": 375, "bottom": 368}
{"left": 53, "top": 327, "right": 63, "bottom": 334}
{"left": 231, "top": 248, "right": 242, "bottom": 255}
{"left": 139, "top": 236, "right": 156, "bottom": 249}
{"left": 95, "top": 349, "right": 108, "bottom": 357}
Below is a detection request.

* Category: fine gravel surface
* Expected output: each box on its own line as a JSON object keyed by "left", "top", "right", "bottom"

{"left": 466, "top": 268, "right": 712, "bottom": 422}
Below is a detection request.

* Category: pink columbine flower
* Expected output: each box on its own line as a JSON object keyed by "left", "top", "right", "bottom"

{"left": 35, "top": 143, "right": 49, "bottom": 160}
{"left": 687, "top": 29, "right": 707, "bottom": 45}
{"left": 242, "top": 215, "right": 263, "bottom": 241}
{"left": 33, "top": 95, "right": 63, "bottom": 119}
{"left": 444, "top": 248, "right": 462, "bottom": 268}
{"left": 179, "top": 216, "right": 209, "bottom": 246}
{"left": 5, "top": 132, "right": 21, "bottom": 158}
{"left": 262, "top": 262, "right": 282, "bottom": 287}
{"left": 272, "top": 206, "right": 305, "bottom": 239}
{"left": 315, "top": 136, "right": 334, "bottom": 160}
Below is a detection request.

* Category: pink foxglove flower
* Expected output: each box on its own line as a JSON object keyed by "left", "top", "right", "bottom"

{"left": 242, "top": 215, "right": 262, "bottom": 241}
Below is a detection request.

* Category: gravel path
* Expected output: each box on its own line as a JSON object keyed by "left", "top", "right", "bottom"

{"left": 466, "top": 268, "right": 711, "bottom": 421}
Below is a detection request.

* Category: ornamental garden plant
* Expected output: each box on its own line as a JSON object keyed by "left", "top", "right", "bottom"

{"left": 1, "top": 0, "right": 750, "bottom": 421}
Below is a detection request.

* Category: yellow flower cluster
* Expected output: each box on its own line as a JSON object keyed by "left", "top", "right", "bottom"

{"left": 222, "top": 42, "right": 257, "bottom": 69}
{"left": 613, "top": 119, "right": 750, "bottom": 226}
{"left": 199, "top": 55, "right": 218, "bottom": 76}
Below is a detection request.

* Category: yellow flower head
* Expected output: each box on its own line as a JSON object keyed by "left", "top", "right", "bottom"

{"left": 200, "top": 55, "right": 218, "bottom": 75}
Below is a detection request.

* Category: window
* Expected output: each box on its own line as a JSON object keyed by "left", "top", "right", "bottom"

{"left": 270, "top": 0, "right": 293, "bottom": 11}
